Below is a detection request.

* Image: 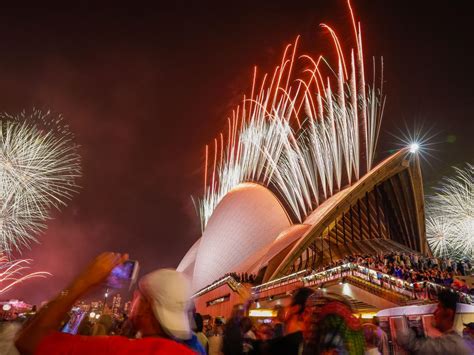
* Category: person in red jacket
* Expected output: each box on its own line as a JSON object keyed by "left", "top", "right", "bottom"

{"left": 15, "top": 252, "right": 195, "bottom": 355}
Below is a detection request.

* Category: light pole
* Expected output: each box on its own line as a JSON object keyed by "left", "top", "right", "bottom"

{"left": 103, "top": 288, "right": 109, "bottom": 312}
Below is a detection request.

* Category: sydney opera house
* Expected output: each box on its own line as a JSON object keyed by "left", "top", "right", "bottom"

{"left": 179, "top": 149, "right": 428, "bottom": 317}
{"left": 178, "top": 3, "right": 434, "bottom": 318}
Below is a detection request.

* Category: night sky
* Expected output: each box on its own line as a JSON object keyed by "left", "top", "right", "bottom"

{"left": 2, "top": 1, "right": 472, "bottom": 304}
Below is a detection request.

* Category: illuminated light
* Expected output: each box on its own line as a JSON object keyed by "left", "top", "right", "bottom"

{"left": 2, "top": 304, "right": 11, "bottom": 311}
{"left": 95, "top": 314, "right": 100, "bottom": 319}
{"left": 408, "top": 143, "right": 419, "bottom": 153}
{"left": 193, "top": 276, "right": 235, "bottom": 298}
{"left": 89, "top": 312, "right": 96, "bottom": 318}
{"left": 252, "top": 269, "right": 309, "bottom": 294}
{"left": 249, "top": 309, "right": 276, "bottom": 318}
{"left": 391, "top": 121, "right": 441, "bottom": 169}
{"left": 360, "top": 312, "right": 376, "bottom": 319}
{"left": 342, "top": 283, "right": 353, "bottom": 297}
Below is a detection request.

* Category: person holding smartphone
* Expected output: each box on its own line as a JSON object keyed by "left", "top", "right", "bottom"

{"left": 15, "top": 252, "right": 196, "bottom": 355}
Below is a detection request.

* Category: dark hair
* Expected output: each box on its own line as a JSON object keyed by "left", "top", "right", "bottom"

{"left": 437, "top": 289, "right": 458, "bottom": 314}
{"left": 291, "top": 287, "right": 314, "bottom": 315}
{"left": 194, "top": 313, "right": 204, "bottom": 332}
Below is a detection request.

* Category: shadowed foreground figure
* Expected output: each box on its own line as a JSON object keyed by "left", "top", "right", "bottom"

{"left": 396, "top": 289, "right": 470, "bottom": 354}
{"left": 15, "top": 252, "right": 200, "bottom": 355}
{"left": 266, "top": 287, "right": 314, "bottom": 355}
{"left": 302, "top": 292, "right": 365, "bottom": 355}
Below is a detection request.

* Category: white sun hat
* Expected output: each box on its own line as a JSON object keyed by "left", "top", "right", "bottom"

{"left": 139, "top": 269, "right": 193, "bottom": 340}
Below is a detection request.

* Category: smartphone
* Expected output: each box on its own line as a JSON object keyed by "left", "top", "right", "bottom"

{"left": 105, "top": 260, "right": 140, "bottom": 289}
{"left": 61, "top": 307, "right": 86, "bottom": 334}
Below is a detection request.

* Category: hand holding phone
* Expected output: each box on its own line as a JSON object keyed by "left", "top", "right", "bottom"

{"left": 104, "top": 260, "right": 139, "bottom": 289}
{"left": 70, "top": 252, "right": 128, "bottom": 295}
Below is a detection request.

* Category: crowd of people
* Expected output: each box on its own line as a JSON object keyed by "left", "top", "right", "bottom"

{"left": 223, "top": 273, "right": 258, "bottom": 285}
{"left": 194, "top": 291, "right": 474, "bottom": 355}
{"left": 7, "top": 252, "right": 474, "bottom": 354}
{"left": 316, "top": 252, "right": 474, "bottom": 295}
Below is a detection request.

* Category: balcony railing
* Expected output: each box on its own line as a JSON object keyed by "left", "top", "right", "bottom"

{"left": 251, "top": 263, "right": 473, "bottom": 305}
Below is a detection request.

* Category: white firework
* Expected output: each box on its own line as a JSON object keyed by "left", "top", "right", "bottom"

{"left": 426, "top": 216, "right": 454, "bottom": 258}
{"left": 196, "top": 2, "right": 385, "bottom": 229}
{"left": 0, "top": 110, "right": 81, "bottom": 254}
{"left": 426, "top": 163, "right": 473, "bottom": 260}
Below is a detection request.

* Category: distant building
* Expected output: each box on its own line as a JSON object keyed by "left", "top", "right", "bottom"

{"left": 112, "top": 294, "right": 122, "bottom": 315}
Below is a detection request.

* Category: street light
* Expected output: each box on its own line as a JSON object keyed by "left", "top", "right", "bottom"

{"left": 103, "top": 288, "right": 109, "bottom": 312}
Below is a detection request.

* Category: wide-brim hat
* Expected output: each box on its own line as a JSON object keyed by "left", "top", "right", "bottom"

{"left": 139, "top": 269, "right": 192, "bottom": 340}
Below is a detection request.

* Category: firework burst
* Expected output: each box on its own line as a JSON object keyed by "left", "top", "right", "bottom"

{"left": 196, "top": 0, "right": 385, "bottom": 229}
{"left": 0, "top": 110, "right": 81, "bottom": 254}
{"left": 0, "top": 253, "right": 50, "bottom": 295}
{"left": 426, "top": 163, "right": 473, "bottom": 260}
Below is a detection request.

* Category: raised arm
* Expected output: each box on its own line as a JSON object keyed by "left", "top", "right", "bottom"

{"left": 15, "top": 252, "right": 128, "bottom": 355}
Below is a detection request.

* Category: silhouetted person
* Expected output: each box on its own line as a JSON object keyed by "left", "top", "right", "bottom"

{"left": 267, "top": 287, "right": 314, "bottom": 355}
{"left": 397, "top": 289, "right": 470, "bottom": 354}
{"left": 223, "top": 304, "right": 245, "bottom": 355}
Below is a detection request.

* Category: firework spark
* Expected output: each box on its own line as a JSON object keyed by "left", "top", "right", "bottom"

{"left": 0, "top": 253, "right": 51, "bottom": 295}
{"left": 0, "top": 110, "right": 81, "bottom": 254}
{"left": 426, "top": 163, "right": 473, "bottom": 260}
{"left": 196, "top": 0, "right": 385, "bottom": 229}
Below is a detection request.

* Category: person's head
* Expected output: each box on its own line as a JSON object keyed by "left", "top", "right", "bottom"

{"left": 129, "top": 268, "right": 193, "bottom": 340}
{"left": 433, "top": 289, "right": 458, "bottom": 332}
{"left": 302, "top": 292, "right": 364, "bottom": 354}
{"left": 230, "top": 304, "right": 245, "bottom": 321}
{"left": 286, "top": 287, "right": 314, "bottom": 321}
{"left": 129, "top": 290, "right": 155, "bottom": 335}
{"left": 194, "top": 313, "right": 204, "bottom": 333}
